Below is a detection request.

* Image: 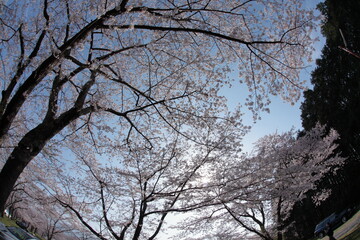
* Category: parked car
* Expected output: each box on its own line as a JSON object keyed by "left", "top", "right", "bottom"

{"left": 6, "top": 227, "right": 39, "bottom": 240}
{"left": 0, "top": 223, "right": 19, "bottom": 240}
{"left": 15, "top": 222, "right": 27, "bottom": 231}
{"left": 314, "top": 206, "right": 357, "bottom": 238}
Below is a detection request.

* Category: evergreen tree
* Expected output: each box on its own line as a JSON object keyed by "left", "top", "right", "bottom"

{"left": 295, "top": 0, "right": 360, "bottom": 238}
{"left": 301, "top": 0, "right": 360, "bottom": 158}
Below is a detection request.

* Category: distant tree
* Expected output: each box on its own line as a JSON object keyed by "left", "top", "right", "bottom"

{"left": 2, "top": 177, "right": 84, "bottom": 240}
{"left": 177, "top": 125, "right": 344, "bottom": 240}
{"left": 42, "top": 210, "right": 79, "bottom": 240}
{"left": 0, "top": 0, "right": 316, "bottom": 215}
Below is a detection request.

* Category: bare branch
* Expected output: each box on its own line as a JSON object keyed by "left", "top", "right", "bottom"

{"left": 56, "top": 197, "right": 107, "bottom": 240}
{"left": 100, "top": 24, "right": 299, "bottom": 46}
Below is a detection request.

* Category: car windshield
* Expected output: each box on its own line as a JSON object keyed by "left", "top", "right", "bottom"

{"left": 315, "top": 213, "right": 336, "bottom": 231}
{"left": 0, "top": 231, "right": 19, "bottom": 240}
{"left": 6, "top": 227, "right": 37, "bottom": 240}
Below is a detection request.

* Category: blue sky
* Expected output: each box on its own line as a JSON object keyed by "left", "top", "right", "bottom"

{"left": 238, "top": 0, "right": 325, "bottom": 153}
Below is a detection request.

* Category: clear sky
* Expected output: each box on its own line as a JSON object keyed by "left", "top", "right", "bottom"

{"left": 237, "top": 0, "right": 325, "bottom": 153}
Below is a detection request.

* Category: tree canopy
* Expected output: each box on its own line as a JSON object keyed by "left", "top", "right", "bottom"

{"left": 0, "top": 0, "right": 319, "bottom": 239}
{"left": 0, "top": 0, "right": 316, "bottom": 215}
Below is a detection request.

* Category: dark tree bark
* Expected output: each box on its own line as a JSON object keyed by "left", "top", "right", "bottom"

{"left": 0, "top": 105, "right": 93, "bottom": 215}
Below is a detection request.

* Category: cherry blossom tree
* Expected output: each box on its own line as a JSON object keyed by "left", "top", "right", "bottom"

{"left": 176, "top": 124, "right": 344, "bottom": 240}
{"left": 0, "top": 0, "right": 316, "bottom": 214}
{"left": 32, "top": 112, "right": 245, "bottom": 240}
{"left": 1, "top": 173, "right": 86, "bottom": 240}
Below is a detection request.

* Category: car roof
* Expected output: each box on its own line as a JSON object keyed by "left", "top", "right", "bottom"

{"left": 315, "top": 213, "right": 337, "bottom": 231}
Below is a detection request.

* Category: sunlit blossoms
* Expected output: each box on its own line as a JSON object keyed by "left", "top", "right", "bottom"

{"left": 0, "top": 0, "right": 317, "bottom": 239}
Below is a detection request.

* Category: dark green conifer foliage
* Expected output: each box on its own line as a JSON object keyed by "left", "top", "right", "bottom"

{"left": 289, "top": 0, "right": 360, "bottom": 238}
{"left": 301, "top": 0, "right": 360, "bottom": 157}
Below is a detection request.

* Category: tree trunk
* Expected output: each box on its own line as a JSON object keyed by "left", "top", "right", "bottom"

{"left": 132, "top": 200, "right": 147, "bottom": 240}
{"left": 276, "top": 197, "right": 283, "bottom": 240}
{"left": 0, "top": 125, "right": 50, "bottom": 214}
{"left": 0, "top": 107, "right": 92, "bottom": 215}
